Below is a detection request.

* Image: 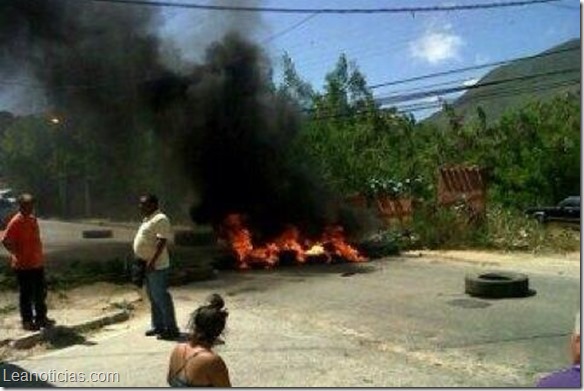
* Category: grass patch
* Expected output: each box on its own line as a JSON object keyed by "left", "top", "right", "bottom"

{"left": 0, "top": 258, "right": 130, "bottom": 292}
{"left": 484, "top": 207, "right": 579, "bottom": 252}
{"left": 400, "top": 203, "right": 579, "bottom": 253}
{"left": 46, "top": 258, "right": 130, "bottom": 292}
{"left": 0, "top": 251, "right": 215, "bottom": 292}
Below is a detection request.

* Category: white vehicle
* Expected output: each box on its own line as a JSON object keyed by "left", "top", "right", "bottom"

{"left": 0, "top": 188, "right": 17, "bottom": 203}
{"left": 0, "top": 189, "right": 18, "bottom": 228}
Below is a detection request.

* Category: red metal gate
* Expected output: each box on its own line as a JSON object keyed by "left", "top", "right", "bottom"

{"left": 437, "top": 165, "right": 487, "bottom": 217}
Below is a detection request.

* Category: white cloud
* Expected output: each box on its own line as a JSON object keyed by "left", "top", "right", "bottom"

{"left": 410, "top": 28, "right": 464, "bottom": 65}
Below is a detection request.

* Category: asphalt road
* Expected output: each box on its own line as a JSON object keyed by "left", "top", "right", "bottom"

{"left": 0, "top": 219, "right": 137, "bottom": 266}
{"left": 1, "top": 251, "right": 579, "bottom": 387}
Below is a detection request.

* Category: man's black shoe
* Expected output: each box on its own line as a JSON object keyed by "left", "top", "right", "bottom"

{"left": 157, "top": 330, "right": 180, "bottom": 341}
{"left": 145, "top": 329, "right": 163, "bottom": 337}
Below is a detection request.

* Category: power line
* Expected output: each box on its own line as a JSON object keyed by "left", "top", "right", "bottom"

{"left": 45, "top": 41, "right": 577, "bottom": 92}
{"left": 374, "top": 68, "right": 580, "bottom": 105}
{"left": 381, "top": 77, "right": 483, "bottom": 96}
{"left": 302, "top": 67, "right": 579, "bottom": 117}
{"left": 261, "top": 13, "right": 320, "bottom": 45}
{"left": 395, "top": 78, "right": 580, "bottom": 114}
{"left": 82, "top": 0, "right": 561, "bottom": 14}
{"left": 391, "top": 77, "right": 580, "bottom": 112}
{"left": 370, "top": 45, "right": 580, "bottom": 89}
{"left": 280, "top": 7, "right": 519, "bottom": 73}
{"left": 450, "top": 78, "right": 579, "bottom": 104}
{"left": 264, "top": 13, "right": 429, "bottom": 61}
{"left": 1, "top": 40, "right": 578, "bottom": 107}
{"left": 309, "top": 77, "right": 579, "bottom": 119}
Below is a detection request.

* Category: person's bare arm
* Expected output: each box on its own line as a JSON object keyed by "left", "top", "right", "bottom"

{"left": 147, "top": 217, "right": 171, "bottom": 271}
{"left": 207, "top": 355, "right": 231, "bottom": 387}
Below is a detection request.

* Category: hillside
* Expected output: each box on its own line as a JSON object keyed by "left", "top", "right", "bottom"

{"left": 426, "top": 38, "right": 581, "bottom": 126}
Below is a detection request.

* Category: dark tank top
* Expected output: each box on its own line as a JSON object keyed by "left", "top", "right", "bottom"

{"left": 168, "top": 350, "right": 213, "bottom": 387}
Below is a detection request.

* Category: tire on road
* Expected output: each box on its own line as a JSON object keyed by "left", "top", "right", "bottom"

{"left": 82, "top": 229, "right": 113, "bottom": 239}
{"left": 465, "top": 271, "right": 530, "bottom": 299}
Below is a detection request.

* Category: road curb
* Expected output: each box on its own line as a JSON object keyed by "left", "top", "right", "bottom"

{"left": 4, "top": 309, "right": 133, "bottom": 350}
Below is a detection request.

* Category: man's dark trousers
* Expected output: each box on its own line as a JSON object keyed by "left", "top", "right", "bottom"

{"left": 15, "top": 268, "right": 48, "bottom": 324}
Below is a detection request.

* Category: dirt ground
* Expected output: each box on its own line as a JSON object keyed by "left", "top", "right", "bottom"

{"left": 0, "top": 282, "right": 141, "bottom": 361}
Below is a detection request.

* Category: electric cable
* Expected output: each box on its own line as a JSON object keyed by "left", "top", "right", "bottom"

{"left": 81, "top": 0, "right": 561, "bottom": 14}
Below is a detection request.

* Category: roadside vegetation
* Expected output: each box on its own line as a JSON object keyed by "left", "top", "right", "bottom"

{"left": 0, "top": 53, "right": 579, "bottom": 254}
{"left": 0, "top": 250, "right": 214, "bottom": 292}
{"left": 281, "top": 54, "right": 580, "bottom": 254}
{"left": 0, "top": 258, "right": 128, "bottom": 293}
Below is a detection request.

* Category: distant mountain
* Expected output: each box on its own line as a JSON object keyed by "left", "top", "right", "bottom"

{"left": 425, "top": 38, "right": 581, "bottom": 126}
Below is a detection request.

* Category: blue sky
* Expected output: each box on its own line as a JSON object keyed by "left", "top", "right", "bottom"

{"left": 2, "top": 0, "right": 580, "bottom": 117}
{"left": 160, "top": 0, "right": 581, "bottom": 118}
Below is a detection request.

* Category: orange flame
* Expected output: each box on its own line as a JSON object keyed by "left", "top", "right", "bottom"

{"left": 321, "top": 225, "right": 366, "bottom": 263}
{"left": 219, "top": 214, "right": 366, "bottom": 270}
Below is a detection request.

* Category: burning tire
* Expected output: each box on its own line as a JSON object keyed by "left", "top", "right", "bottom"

{"left": 82, "top": 229, "right": 113, "bottom": 239}
{"left": 465, "top": 271, "right": 531, "bottom": 299}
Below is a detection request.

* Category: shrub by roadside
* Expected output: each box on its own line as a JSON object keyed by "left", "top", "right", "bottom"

{"left": 397, "top": 203, "right": 579, "bottom": 253}
{"left": 0, "top": 250, "right": 216, "bottom": 293}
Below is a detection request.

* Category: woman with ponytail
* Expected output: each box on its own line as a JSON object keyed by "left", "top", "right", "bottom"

{"left": 167, "top": 294, "right": 231, "bottom": 387}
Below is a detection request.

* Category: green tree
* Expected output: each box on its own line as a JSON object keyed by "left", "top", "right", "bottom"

{"left": 289, "top": 54, "right": 410, "bottom": 195}
{"left": 0, "top": 116, "right": 71, "bottom": 213}
{"left": 486, "top": 94, "right": 580, "bottom": 208}
{"left": 278, "top": 52, "right": 315, "bottom": 109}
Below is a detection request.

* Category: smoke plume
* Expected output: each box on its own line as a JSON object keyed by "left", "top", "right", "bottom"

{"left": 0, "top": 0, "right": 352, "bottom": 238}
{"left": 148, "top": 32, "right": 341, "bottom": 237}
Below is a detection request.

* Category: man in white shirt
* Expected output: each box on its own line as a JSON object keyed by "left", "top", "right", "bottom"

{"left": 133, "top": 194, "right": 179, "bottom": 340}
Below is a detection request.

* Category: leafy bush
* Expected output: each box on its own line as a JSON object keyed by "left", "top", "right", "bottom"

{"left": 407, "top": 202, "right": 485, "bottom": 249}
{"left": 359, "top": 230, "right": 401, "bottom": 258}
{"left": 401, "top": 203, "right": 579, "bottom": 253}
{"left": 365, "top": 176, "right": 424, "bottom": 199}
{"left": 483, "top": 206, "right": 579, "bottom": 252}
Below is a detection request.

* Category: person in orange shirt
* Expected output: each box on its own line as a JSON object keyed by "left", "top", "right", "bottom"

{"left": 2, "top": 193, "right": 53, "bottom": 331}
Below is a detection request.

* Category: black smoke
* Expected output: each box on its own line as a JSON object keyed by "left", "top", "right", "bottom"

{"left": 148, "top": 33, "right": 342, "bottom": 238}
{"left": 0, "top": 0, "right": 168, "bottom": 214}
{"left": 0, "top": 1, "right": 354, "bottom": 238}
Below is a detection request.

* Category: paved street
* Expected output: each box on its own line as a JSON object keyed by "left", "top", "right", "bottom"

{"left": 1, "top": 252, "right": 579, "bottom": 387}
{"left": 0, "top": 220, "right": 137, "bottom": 267}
